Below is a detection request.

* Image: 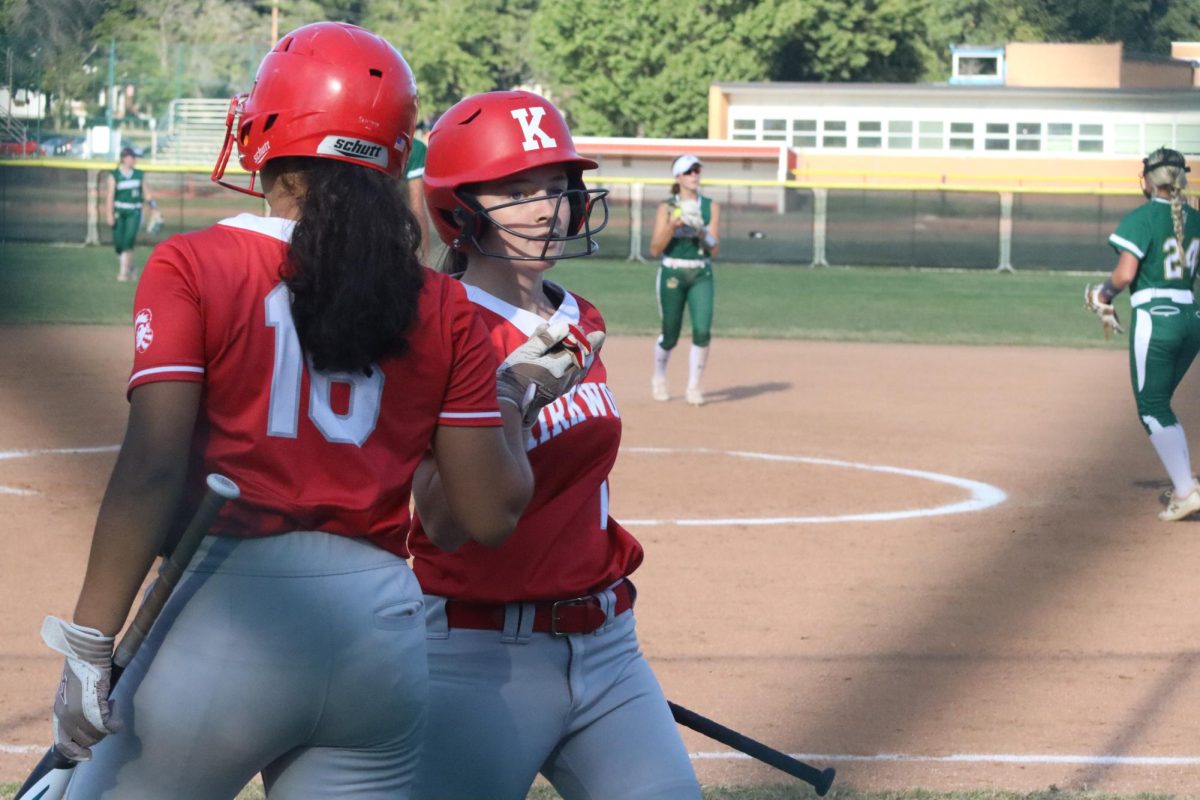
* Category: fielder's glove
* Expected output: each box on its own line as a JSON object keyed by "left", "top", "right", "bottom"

{"left": 146, "top": 209, "right": 164, "bottom": 235}
{"left": 496, "top": 322, "right": 605, "bottom": 427}
{"left": 676, "top": 198, "right": 706, "bottom": 231}
{"left": 41, "top": 615, "right": 121, "bottom": 762}
{"left": 1084, "top": 283, "right": 1124, "bottom": 339}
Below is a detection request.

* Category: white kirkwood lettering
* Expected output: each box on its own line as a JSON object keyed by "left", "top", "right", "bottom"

{"left": 510, "top": 107, "right": 558, "bottom": 152}
{"left": 564, "top": 390, "right": 587, "bottom": 426}
{"left": 599, "top": 385, "right": 621, "bottom": 417}
{"left": 576, "top": 383, "right": 608, "bottom": 416}
{"left": 545, "top": 397, "right": 570, "bottom": 439}
{"left": 528, "top": 382, "right": 618, "bottom": 450}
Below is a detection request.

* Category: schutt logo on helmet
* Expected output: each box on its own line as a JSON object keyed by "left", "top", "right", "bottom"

{"left": 317, "top": 136, "right": 388, "bottom": 168}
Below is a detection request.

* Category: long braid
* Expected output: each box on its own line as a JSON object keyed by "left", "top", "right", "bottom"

{"left": 1170, "top": 186, "right": 1186, "bottom": 255}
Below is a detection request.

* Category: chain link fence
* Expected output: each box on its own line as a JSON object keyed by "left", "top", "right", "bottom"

{"left": 2, "top": 162, "right": 1153, "bottom": 270}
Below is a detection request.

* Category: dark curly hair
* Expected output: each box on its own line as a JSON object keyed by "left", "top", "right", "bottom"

{"left": 265, "top": 157, "right": 425, "bottom": 374}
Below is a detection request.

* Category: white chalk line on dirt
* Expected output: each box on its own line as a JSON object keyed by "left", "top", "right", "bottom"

{"left": 2, "top": 743, "right": 1199, "bottom": 766}
{"left": 0, "top": 446, "right": 1006, "bottom": 525}
{"left": 0, "top": 445, "right": 120, "bottom": 495}
{"left": 693, "top": 751, "right": 1200, "bottom": 766}
{"left": 622, "top": 447, "right": 1006, "bottom": 526}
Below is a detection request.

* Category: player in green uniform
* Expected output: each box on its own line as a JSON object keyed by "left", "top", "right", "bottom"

{"left": 405, "top": 132, "right": 430, "bottom": 263}
{"left": 105, "top": 146, "right": 155, "bottom": 282}
{"left": 648, "top": 154, "right": 721, "bottom": 406}
{"left": 1086, "top": 147, "right": 1200, "bottom": 520}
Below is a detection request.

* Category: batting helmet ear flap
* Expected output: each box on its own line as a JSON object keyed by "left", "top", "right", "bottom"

{"left": 448, "top": 194, "right": 493, "bottom": 251}
{"left": 566, "top": 170, "right": 589, "bottom": 235}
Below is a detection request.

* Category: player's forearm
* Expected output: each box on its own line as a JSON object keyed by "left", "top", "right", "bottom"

{"left": 73, "top": 449, "right": 188, "bottom": 635}
{"left": 412, "top": 456, "right": 473, "bottom": 552}
{"left": 648, "top": 226, "right": 672, "bottom": 257}
{"left": 417, "top": 406, "right": 533, "bottom": 550}
{"left": 465, "top": 406, "right": 534, "bottom": 545}
{"left": 1110, "top": 252, "right": 1138, "bottom": 290}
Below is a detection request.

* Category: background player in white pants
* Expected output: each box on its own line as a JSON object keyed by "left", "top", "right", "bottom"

{"left": 410, "top": 90, "right": 701, "bottom": 800}
{"left": 39, "top": 23, "right": 586, "bottom": 799}
{"left": 1086, "top": 147, "right": 1200, "bottom": 521}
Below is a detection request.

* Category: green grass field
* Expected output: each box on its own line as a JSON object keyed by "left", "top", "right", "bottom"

{"left": 0, "top": 242, "right": 1127, "bottom": 349}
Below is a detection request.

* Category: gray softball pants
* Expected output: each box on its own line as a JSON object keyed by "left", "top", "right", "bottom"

{"left": 69, "top": 531, "right": 428, "bottom": 799}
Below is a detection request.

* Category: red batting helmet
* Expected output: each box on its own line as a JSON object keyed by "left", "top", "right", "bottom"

{"left": 212, "top": 22, "right": 418, "bottom": 197}
{"left": 423, "top": 90, "right": 608, "bottom": 259}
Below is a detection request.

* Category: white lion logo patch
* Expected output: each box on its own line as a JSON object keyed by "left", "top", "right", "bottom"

{"left": 135, "top": 308, "right": 155, "bottom": 353}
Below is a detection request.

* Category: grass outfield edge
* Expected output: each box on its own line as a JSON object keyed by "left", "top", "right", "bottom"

{"left": 1, "top": 243, "right": 1133, "bottom": 350}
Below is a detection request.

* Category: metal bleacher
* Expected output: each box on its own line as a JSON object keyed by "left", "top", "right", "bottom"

{"left": 1, "top": 104, "right": 30, "bottom": 152}
{"left": 157, "top": 98, "right": 229, "bottom": 164}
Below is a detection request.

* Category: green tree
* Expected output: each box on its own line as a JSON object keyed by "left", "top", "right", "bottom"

{"left": 1, "top": 0, "right": 110, "bottom": 129}
{"left": 364, "top": 0, "right": 537, "bottom": 119}
{"left": 768, "top": 0, "right": 928, "bottom": 82}
{"left": 92, "top": 0, "right": 271, "bottom": 121}
{"left": 531, "top": 0, "right": 792, "bottom": 137}
{"left": 274, "top": 0, "right": 337, "bottom": 36}
{"left": 914, "top": 0, "right": 1051, "bottom": 81}
{"left": 531, "top": 0, "right": 927, "bottom": 137}
{"left": 1038, "top": 0, "right": 1200, "bottom": 55}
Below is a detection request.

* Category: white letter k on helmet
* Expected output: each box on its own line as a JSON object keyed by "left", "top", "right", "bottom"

{"left": 511, "top": 107, "right": 558, "bottom": 152}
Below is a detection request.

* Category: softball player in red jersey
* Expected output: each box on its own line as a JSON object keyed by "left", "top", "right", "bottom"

{"left": 36, "top": 23, "right": 586, "bottom": 800}
{"left": 409, "top": 91, "right": 701, "bottom": 800}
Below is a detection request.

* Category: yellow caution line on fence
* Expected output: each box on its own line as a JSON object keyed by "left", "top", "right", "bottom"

{"left": 1, "top": 159, "right": 1140, "bottom": 194}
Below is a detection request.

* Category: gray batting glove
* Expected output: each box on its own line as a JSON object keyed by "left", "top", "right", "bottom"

{"left": 496, "top": 322, "right": 606, "bottom": 427}
{"left": 41, "top": 615, "right": 120, "bottom": 762}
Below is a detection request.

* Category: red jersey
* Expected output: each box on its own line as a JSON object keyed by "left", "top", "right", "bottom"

{"left": 409, "top": 282, "right": 644, "bottom": 601}
{"left": 128, "top": 213, "right": 502, "bottom": 557}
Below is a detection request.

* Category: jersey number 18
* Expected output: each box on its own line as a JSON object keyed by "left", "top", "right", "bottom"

{"left": 264, "top": 284, "right": 383, "bottom": 447}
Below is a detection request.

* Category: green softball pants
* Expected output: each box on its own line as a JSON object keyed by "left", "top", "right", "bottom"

{"left": 656, "top": 263, "right": 714, "bottom": 350}
{"left": 113, "top": 209, "right": 142, "bottom": 254}
{"left": 1129, "top": 300, "right": 1200, "bottom": 433}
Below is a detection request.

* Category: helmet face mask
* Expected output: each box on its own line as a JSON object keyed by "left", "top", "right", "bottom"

{"left": 453, "top": 185, "right": 610, "bottom": 261}
{"left": 424, "top": 90, "right": 609, "bottom": 260}
{"left": 212, "top": 22, "right": 418, "bottom": 197}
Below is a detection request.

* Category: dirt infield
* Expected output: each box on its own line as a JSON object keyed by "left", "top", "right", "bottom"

{"left": 3, "top": 325, "right": 1200, "bottom": 795}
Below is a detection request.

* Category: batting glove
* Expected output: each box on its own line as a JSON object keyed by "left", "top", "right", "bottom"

{"left": 496, "top": 322, "right": 605, "bottom": 427}
{"left": 41, "top": 615, "right": 120, "bottom": 762}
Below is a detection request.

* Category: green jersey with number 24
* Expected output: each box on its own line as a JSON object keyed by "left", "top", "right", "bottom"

{"left": 1109, "top": 198, "right": 1200, "bottom": 292}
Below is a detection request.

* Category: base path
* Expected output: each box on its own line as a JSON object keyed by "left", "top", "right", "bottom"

{"left": 2, "top": 326, "right": 1199, "bottom": 795}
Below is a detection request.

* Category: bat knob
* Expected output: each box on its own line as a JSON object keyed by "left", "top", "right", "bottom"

{"left": 814, "top": 766, "right": 836, "bottom": 796}
{"left": 206, "top": 473, "right": 240, "bottom": 501}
